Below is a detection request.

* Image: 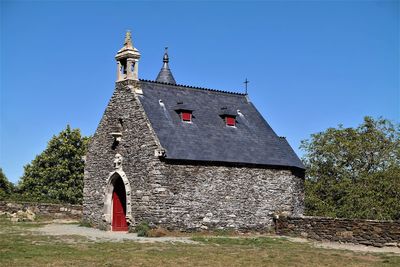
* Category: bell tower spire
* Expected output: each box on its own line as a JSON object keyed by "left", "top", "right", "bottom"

{"left": 156, "top": 47, "right": 176, "bottom": 84}
{"left": 115, "top": 30, "right": 141, "bottom": 82}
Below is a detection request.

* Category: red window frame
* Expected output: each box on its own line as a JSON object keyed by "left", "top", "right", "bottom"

{"left": 181, "top": 111, "right": 192, "bottom": 122}
{"left": 226, "top": 116, "right": 236, "bottom": 126}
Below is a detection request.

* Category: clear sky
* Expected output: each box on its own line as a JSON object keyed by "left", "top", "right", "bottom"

{"left": 1, "top": 0, "right": 399, "bottom": 183}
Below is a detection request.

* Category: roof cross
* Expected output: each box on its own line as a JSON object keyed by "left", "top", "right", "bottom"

{"left": 244, "top": 78, "right": 249, "bottom": 95}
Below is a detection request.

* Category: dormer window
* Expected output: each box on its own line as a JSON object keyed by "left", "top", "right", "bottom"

{"left": 174, "top": 101, "right": 194, "bottom": 123}
{"left": 219, "top": 107, "right": 237, "bottom": 127}
{"left": 225, "top": 116, "right": 236, "bottom": 127}
{"left": 181, "top": 111, "right": 192, "bottom": 122}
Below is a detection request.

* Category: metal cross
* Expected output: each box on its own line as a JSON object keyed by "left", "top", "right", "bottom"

{"left": 244, "top": 78, "right": 249, "bottom": 95}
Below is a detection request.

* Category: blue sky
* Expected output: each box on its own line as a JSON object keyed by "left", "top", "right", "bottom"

{"left": 1, "top": 1, "right": 399, "bottom": 183}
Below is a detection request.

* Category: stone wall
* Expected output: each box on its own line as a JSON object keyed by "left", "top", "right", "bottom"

{"left": 83, "top": 80, "right": 165, "bottom": 230}
{"left": 83, "top": 80, "right": 304, "bottom": 231}
{"left": 132, "top": 162, "right": 304, "bottom": 231}
{"left": 274, "top": 216, "right": 400, "bottom": 247}
{"left": 0, "top": 201, "right": 82, "bottom": 220}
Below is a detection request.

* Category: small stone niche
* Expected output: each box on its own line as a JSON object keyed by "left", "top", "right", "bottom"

{"left": 110, "top": 132, "right": 122, "bottom": 143}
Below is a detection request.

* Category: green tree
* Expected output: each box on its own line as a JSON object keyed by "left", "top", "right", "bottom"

{"left": 301, "top": 116, "right": 400, "bottom": 220}
{"left": 0, "top": 168, "right": 13, "bottom": 200}
{"left": 18, "top": 125, "right": 90, "bottom": 204}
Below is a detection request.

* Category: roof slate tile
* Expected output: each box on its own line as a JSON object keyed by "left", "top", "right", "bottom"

{"left": 139, "top": 80, "right": 305, "bottom": 169}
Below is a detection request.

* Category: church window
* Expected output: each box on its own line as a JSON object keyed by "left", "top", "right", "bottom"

{"left": 225, "top": 116, "right": 236, "bottom": 127}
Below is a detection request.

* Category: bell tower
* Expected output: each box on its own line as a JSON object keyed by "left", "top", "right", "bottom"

{"left": 115, "top": 31, "right": 141, "bottom": 82}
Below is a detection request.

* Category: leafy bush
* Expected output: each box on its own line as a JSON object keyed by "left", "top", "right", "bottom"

{"left": 0, "top": 168, "right": 13, "bottom": 200}
{"left": 17, "top": 125, "right": 90, "bottom": 204}
{"left": 301, "top": 117, "right": 400, "bottom": 220}
{"left": 135, "top": 222, "right": 151, "bottom": 237}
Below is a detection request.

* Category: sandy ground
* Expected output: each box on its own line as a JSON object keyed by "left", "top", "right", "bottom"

{"left": 284, "top": 236, "right": 400, "bottom": 254}
{"left": 34, "top": 223, "right": 196, "bottom": 244}
{"left": 34, "top": 223, "right": 400, "bottom": 254}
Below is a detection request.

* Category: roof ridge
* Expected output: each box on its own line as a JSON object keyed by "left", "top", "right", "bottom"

{"left": 139, "top": 79, "right": 246, "bottom": 96}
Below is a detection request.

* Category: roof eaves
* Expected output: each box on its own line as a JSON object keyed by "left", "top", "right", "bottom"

{"left": 161, "top": 157, "right": 305, "bottom": 171}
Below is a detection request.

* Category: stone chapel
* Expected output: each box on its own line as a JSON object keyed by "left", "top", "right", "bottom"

{"left": 83, "top": 31, "right": 305, "bottom": 232}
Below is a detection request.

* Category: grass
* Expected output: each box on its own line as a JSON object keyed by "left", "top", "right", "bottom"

{"left": 0, "top": 218, "right": 399, "bottom": 267}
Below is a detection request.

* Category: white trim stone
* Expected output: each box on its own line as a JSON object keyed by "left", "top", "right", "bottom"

{"left": 102, "top": 170, "right": 133, "bottom": 227}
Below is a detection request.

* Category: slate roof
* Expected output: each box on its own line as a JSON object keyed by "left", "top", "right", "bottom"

{"left": 138, "top": 80, "right": 305, "bottom": 170}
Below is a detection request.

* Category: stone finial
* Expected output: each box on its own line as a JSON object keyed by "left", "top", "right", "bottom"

{"left": 124, "top": 30, "right": 133, "bottom": 48}
{"left": 163, "top": 47, "right": 169, "bottom": 63}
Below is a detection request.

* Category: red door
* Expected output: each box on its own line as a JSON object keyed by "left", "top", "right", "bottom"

{"left": 112, "top": 178, "right": 128, "bottom": 231}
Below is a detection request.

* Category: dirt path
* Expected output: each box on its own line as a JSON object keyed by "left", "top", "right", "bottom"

{"left": 34, "top": 223, "right": 196, "bottom": 244}
{"left": 34, "top": 223, "right": 400, "bottom": 254}
{"left": 284, "top": 236, "right": 400, "bottom": 254}
{"left": 313, "top": 240, "right": 400, "bottom": 254}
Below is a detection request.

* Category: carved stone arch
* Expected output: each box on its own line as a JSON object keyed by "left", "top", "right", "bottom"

{"left": 102, "top": 170, "right": 133, "bottom": 227}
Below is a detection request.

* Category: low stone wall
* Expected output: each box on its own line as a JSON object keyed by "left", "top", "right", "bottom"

{"left": 274, "top": 216, "right": 400, "bottom": 247}
{"left": 0, "top": 201, "right": 82, "bottom": 220}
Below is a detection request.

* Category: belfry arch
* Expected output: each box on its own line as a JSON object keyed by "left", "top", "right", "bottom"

{"left": 103, "top": 170, "right": 133, "bottom": 230}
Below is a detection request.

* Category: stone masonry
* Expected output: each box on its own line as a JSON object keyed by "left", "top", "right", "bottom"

{"left": 83, "top": 80, "right": 305, "bottom": 231}
{"left": 0, "top": 201, "right": 82, "bottom": 220}
{"left": 274, "top": 216, "right": 400, "bottom": 248}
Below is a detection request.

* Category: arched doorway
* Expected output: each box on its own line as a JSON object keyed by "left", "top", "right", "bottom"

{"left": 112, "top": 176, "right": 128, "bottom": 231}
{"left": 103, "top": 171, "right": 132, "bottom": 231}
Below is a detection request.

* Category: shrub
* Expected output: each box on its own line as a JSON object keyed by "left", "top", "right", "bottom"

{"left": 301, "top": 117, "right": 400, "bottom": 220}
{"left": 0, "top": 168, "right": 13, "bottom": 200}
{"left": 135, "top": 222, "right": 150, "bottom": 237}
{"left": 17, "top": 125, "right": 90, "bottom": 205}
